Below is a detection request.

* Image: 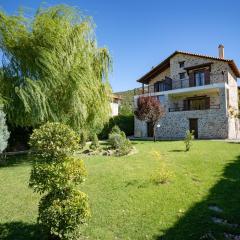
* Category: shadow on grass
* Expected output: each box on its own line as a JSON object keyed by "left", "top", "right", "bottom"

{"left": 156, "top": 155, "right": 240, "bottom": 240}
{"left": 0, "top": 154, "right": 32, "bottom": 168}
{"left": 168, "top": 150, "right": 185, "bottom": 153}
{"left": 0, "top": 222, "right": 46, "bottom": 240}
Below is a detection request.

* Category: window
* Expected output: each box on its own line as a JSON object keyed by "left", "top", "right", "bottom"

{"left": 194, "top": 71, "right": 205, "bottom": 86}
{"left": 179, "top": 72, "right": 186, "bottom": 79}
{"left": 157, "top": 95, "right": 165, "bottom": 104}
{"left": 187, "top": 97, "right": 210, "bottom": 110}
{"left": 154, "top": 80, "right": 172, "bottom": 92}
{"left": 189, "top": 98, "right": 206, "bottom": 110}
{"left": 179, "top": 61, "right": 185, "bottom": 68}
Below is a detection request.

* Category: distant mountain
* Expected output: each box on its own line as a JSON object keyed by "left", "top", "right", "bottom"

{"left": 114, "top": 88, "right": 142, "bottom": 115}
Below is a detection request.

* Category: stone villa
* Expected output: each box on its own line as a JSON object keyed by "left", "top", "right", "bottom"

{"left": 134, "top": 45, "right": 240, "bottom": 139}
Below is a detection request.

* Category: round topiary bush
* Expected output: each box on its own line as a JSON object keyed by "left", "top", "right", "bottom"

{"left": 38, "top": 189, "right": 90, "bottom": 240}
{"left": 29, "top": 122, "right": 90, "bottom": 239}
{"left": 29, "top": 122, "right": 80, "bottom": 159}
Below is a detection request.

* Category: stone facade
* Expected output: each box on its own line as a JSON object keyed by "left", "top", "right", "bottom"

{"left": 134, "top": 53, "right": 240, "bottom": 139}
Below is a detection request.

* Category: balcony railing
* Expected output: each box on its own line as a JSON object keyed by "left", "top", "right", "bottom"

{"left": 168, "top": 104, "right": 220, "bottom": 112}
{"left": 139, "top": 73, "right": 225, "bottom": 95}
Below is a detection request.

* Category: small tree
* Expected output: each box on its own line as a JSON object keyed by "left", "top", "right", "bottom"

{"left": 134, "top": 96, "right": 165, "bottom": 141}
{"left": 0, "top": 108, "right": 10, "bottom": 156}
{"left": 80, "top": 131, "right": 88, "bottom": 149}
{"left": 29, "top": 122, "right": 90, "bottom": 239}
{"left": 89, "top": 133, "right": 100, "bottom": 150}
{"left": 108, "top": 125, "right": 132, "bottom": 156}
{"left": 184, "top": 130, "right": 194, "bottom": 152}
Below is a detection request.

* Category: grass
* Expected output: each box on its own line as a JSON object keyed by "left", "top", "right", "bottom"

{"left": 1, "top": 140, "right": 240, "bottom": 239}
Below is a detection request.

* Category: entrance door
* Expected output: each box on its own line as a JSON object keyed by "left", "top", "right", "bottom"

{"left": 189, "top": 119, "right": 198, "bottom": 139}
{"left": 147, "top": 122, "right": 154, "bottom": 137}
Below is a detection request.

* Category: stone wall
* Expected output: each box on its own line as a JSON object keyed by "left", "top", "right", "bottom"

{"left": 168, "top": 90, "right": 220, "bottom": 110}
{"left": 149, "top": 68, "right": 170, "bottom": 92}
{"left": 134, "top": 88, "right": 229, "bottom": 139}
{"left": 170, "top": 54, "right": 229, "bottom": 84}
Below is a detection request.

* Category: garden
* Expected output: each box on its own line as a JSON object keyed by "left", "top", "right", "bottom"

{"left": 0, "top": 3, "right": 240, "bottom": 240}
{"left": 1, "top": 140, "right": 240, "bottom": 239}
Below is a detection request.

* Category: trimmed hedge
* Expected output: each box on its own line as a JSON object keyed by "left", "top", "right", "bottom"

{"left": 99, "top": 115, "right": 134, "bottom": 139}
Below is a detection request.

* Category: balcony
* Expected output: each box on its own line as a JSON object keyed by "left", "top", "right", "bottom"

{"left": 169, "top": 104, "right": 220, "bottom": 112}
{"left": 142, "top": 73, "right": 225, "bottom": 94}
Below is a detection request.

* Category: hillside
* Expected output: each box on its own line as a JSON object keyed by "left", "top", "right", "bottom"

{"left": 114, "top": 89, "right": 140, "bottom": 115}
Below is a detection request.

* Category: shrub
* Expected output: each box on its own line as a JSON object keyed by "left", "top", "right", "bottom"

{"left": 99, "top": 115, "right": 134, "bottom": 139}
{"left": 184, "top": 130, "right": 194, "bottom": 152}
{"left": 29, "top": 122, "right": 79, "bottom": 159}
{"left": 108, "top": 132, "right": 125, "bottom": 149}
{"left": 29, "top": 122, "right": 90, "bottom": 239}
{"left": 29, "top": 156, "right": 87, "bottom": 194}
{"left": 150, "top": 167, "right": 172, "bottom": 185}
{"left": 89, "top": 133, "right": 99, "bottom": 150}
{"left": 150, "top": 151, "right": 173, "bottom": 185}
{"left": 108, "top": 126, "right": 132, "bottom": 156}
{"left": 111, "top": 125, "right": 122, "bottom": 135}
{"left": 80, "top": 131, "right": 88, "bottom": 149}
{"left": 38, "top": 189, "right": 90, "bottom": 240}
{"left": 0, "top": 109, "right": 10, "bottom": 154}
{"left": 116, "top": 139, "right": 132, "bottom": 156}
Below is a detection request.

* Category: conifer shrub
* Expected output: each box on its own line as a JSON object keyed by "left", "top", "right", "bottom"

{"left": 80, "top": 131, "right": 88, "bottom": 149}
{"left": 89, "top": 133, "right": 99, "bottom": 150}
{"left": 0, "top": 108, "right": 10, "bottom": 154}
{"left": 184, "top": 130, "right": 194, "bottom": 152}
{"left": 108, "top": 125, "right": 132, "bottom": 155}
{"left": 29, "top": 122, "right": 90, "bottom": 240}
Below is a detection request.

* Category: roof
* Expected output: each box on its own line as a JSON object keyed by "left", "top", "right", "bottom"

{"left": 137, "top": 50, "right": 240, "bottom": 84}
{"left": 112, "top": 94, "right": 122, "bottom": 100}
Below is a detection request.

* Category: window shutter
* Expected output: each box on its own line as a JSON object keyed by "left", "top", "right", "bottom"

{"left": 165, "top": 77, "right": 173, "bottom": 90}
{"left": 204, "top": 69, "right": 210, "bottom": 85}
{"left": 154, "top": 82, "right": 158, "bottom": 92}
{"left": 205, "top": 97, "right": 210, "bottom": 109}
{"left": 189, "top": 72, "right": 195, "bottom": 87}
{"left": 183, "top": 99, "right": 188, "bottom": 110}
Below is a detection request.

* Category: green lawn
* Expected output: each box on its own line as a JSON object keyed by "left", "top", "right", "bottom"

{"left": 1, "top": 141, "right": 240, "bottom": 240}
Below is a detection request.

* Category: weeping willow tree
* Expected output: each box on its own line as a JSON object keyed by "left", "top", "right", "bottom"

{"left": 0, "top": 5, "right": 112, "bottom": 134}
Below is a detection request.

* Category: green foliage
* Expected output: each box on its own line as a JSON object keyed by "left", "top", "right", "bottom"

{"left": 114, "top": 89, "right": 138, "bottom": 115}
{"left": 116, "top": 139, "right": 132, "bottom": 156}
{"left": 100, "top": 115, "right": 134, "bottom": 139}
{"left": 2, "top": 141, "right": 240, "bottom": 239}
{"left": 150, "top": 167, "right": 172, "bottom": 185}
{"left": 0, "top": 108, "right": 9, "bottom": 154}
{"left": 108, "top": 126, "right": 125, "bottom": 149}
{"left": 89, "top": 133, "right": 99, "bottom": 150}
{"left": 29, "top": 122, "right": 79, "bottom": 159}
{"left": 0, "top": 5, "right": 112, "bottom": 135}
{"left": 111, "top": 125, "right": 123, "bottom": 135}
{"left": 108, "top": 126, "right": 132, "bottom": 155}
{"left": 79, "top": 131, "right": 88, "bottom": 149}
{"left": 184, "top": 130, "right": 194, "bottom": 152}
{"left": 38, "top": 189, "right": 90, "bottom": 240}
{"left": 29, "top": 122, "right": 90, "bottom": 239}
{"left": 150, "top": 151, "right": 172, "bottom": 185}
{"left": 29, "top": 156, "right": 87, "bottom": 194}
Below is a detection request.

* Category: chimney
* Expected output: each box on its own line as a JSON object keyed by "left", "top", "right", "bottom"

{"left": 218, "top": 44, "right": 224, "bottom": 59}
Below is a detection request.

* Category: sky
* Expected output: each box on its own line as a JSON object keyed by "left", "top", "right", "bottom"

{"left": 0, "top": 0, "right": 240, "bottom": 92}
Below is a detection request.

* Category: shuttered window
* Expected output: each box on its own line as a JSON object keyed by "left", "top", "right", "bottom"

{"left": 195, "top": 71, "right": 205, "bottom": 86}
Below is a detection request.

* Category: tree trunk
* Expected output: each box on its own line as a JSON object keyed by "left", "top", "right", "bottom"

{"left": 153, "top": 123, "right": 156, "bottom": 142}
